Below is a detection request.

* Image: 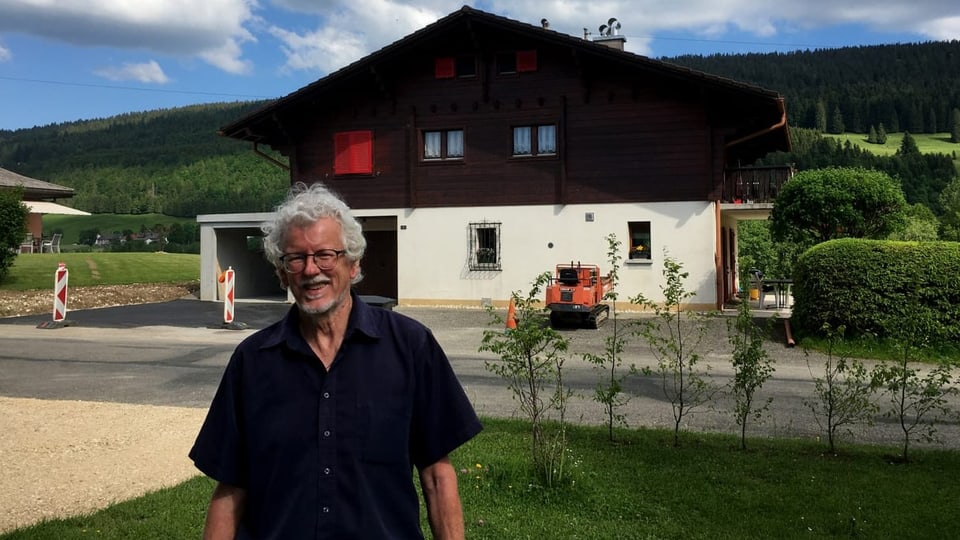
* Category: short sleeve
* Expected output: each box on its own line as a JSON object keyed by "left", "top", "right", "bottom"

{"left": 189, "top": 350, "right": 248, "bottom": 487}
{"left": 409, "top": 330, "right": 483, "bottom": 469}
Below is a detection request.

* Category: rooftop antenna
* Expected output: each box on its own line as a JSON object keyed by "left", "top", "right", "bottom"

{"left": 541, "top": 18, "right": 550, "bottom": 29}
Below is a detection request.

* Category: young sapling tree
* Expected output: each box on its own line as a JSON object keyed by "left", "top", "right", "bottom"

{"left": 727, "top": 298, "right": 775, "bottom": 450}
{"left": 632, "top": 253, "right": 718, "bottom": 447}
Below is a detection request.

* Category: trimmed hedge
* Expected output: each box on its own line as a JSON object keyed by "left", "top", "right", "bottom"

{"left": 791, "top": 239, "right": 960, "bottom": 345}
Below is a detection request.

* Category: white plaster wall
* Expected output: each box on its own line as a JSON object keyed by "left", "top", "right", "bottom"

{"left": 198, "top": 204, "right": 720, "bottom": 307}
{"left": 352, "top": 202, "right": 719, "bottom": 307}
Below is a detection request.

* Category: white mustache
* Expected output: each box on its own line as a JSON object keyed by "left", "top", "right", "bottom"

{"left": 301, "top": 277, "right": 331, "bottom": 287}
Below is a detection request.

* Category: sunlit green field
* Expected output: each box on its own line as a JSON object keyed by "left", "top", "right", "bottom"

{"left": 824, "top": 131, "right": 959, "bottom": 158}
{"left": 4, "top": 252, "right": 199, "bottom": 290}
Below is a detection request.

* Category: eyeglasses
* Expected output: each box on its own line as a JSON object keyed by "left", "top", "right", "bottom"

{"left": 279, "top": 249, "right": 346, "bottom": 273}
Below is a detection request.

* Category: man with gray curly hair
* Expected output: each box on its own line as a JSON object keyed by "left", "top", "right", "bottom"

{"left": 191, "top": 182, "right": 482, "bottom": 539}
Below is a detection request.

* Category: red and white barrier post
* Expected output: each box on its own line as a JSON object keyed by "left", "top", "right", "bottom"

{"left": 53, "top": 262, "right": 68, "bottom": 322}
{"left": 222, "top": 266, "right": 235, "bottom": 324}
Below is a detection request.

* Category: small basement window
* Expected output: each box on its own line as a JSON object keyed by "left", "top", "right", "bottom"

{"left": 469, "top": 222, "right": 501, "bottom": 271}
{"left": 627, "top": 221, "right": 652, "bottom": 260}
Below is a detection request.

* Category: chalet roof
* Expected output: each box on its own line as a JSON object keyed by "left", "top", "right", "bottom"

{"left": 220, "top": 5, "right": 790, "bottom": 160}
{"left": 0, "top": 167, "right": 75, "bottom": 200}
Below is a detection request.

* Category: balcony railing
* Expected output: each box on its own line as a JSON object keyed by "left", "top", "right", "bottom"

{"left": 722, "top": 165, "right": 795, "bottom": 204}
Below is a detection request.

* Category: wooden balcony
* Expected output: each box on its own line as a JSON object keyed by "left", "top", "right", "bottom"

{"left": 722, "top": 165, "right": 795, "bottom": 204}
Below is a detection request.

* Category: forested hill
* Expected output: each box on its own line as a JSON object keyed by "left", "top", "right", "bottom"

{"left": 664, "top": 40, "right": 960, "bottom": 134}
{"left": 0, "top": 101, "right": 289, "bottom": 216}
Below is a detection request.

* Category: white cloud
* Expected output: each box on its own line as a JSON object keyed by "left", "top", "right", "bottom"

{"left": 267, "top": 0, "right": 449, "bottom": 74}
{"left": 0, "top": 43, "right": 11, "bottom": 62}
{"left": 0, "top": 0, "right": 258, "bottom": 73}
{"left": 913, "top": 15, "right": 960, "bottom": 41}
{"left": 483, "top": 0, "right": 960, "bottom": 54}
{"left": 94, "top": 60, "right": 170, "bottom": 84}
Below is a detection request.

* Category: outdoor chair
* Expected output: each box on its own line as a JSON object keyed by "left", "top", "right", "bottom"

{"left": 19, "top": 234, "right": 35, "bottom": 254}
{"left": 41, "top": 233, "right": 62, "bottom": 254}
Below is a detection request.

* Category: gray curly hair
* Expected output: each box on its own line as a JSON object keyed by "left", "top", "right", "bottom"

{"left": 262, "top": 182, "right": 366, "bottom": 285}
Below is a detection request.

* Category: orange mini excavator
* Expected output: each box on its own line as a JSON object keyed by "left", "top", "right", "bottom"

{"left": 544, "top": 262, "right": 613, "bottom": 328}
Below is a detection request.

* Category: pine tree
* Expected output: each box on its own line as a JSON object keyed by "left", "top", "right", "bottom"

{"left": 867, "top": 126, "right": 878, "bottom": 144}
{"left": 951, "top": 108, "right": 960, "bottom": 144}
{"left": 830, "top": 106, "right": 845, "bottom": 134}
{"left": 877, "top": 123, "right": 888, "bottom": 144}
{"left": 815, "top": 99, "right": 827, "bottom": 132}
{"left": 898, "top": 131, "right": 920, "bottom": 156}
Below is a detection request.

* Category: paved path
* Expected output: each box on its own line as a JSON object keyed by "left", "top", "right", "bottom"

{"left": 2, "top": 299, "right": 958, "bottom": 451}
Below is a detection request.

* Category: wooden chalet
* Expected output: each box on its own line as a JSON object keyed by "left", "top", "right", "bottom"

{"left": 202, "top": 6, "right": 792, "bottom": 309}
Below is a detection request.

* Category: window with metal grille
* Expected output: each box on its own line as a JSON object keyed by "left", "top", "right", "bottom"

{"left": 469, "top": 222, "right": 501, "bottom": 271}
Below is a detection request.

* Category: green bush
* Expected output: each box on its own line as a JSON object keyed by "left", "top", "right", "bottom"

{"left": 0, "top": 188, "right": 29, "bottom": 282}
{"left": 792, "top": 239, "right": 960, "bottom": 345}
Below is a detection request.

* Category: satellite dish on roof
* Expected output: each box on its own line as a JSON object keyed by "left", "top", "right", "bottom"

{"left": 599, "top": 17, "right": 621, "bottom": 36}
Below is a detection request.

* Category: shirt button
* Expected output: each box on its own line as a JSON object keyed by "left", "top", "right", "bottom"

{"left": 323, "top": 430, "right": 331, "bottom": 437}
{"left": 324, "top": 467, "right": 331, "bottom": 475}
{"left": 322, "top": 392, "right": 330, "bottom": 399}
{"left": 322, "top": 507, "right": 330, "bottom": 513}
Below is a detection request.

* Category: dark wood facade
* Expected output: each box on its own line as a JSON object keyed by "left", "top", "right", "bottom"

{"left": 221, "top": 7, "right": 789, "bottom": 211}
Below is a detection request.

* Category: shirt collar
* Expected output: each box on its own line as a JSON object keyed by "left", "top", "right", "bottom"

{"left": 259, "top": 291, "right": 382, "bottom": 352}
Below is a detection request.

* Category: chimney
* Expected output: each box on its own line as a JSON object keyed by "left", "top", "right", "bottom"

{"left": 592, "top": 18, "right": 625, "bottom": 51}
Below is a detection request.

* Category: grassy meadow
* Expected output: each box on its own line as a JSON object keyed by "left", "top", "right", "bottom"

{"left": 2, "top": 418, "right": 959, "bottom": 539}
{"left": 823, "top": 131, "right": 959, "bottom": 159}
{"left": 4, "top": 252, "right": 199, "bottom": 290}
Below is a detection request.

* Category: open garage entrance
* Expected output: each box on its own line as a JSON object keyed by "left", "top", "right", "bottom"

{"left": 198, "top": 213, "right": 398, "bottom": 304}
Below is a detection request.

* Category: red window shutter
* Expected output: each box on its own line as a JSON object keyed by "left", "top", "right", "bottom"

{"left": 435, "top": 57, "right": 455, "bottom": 79}
{"left": 334, "top": 131, "right": 373, "bottom": 175}
{"left": 516, "top": 50, "right": 537, "bottom": 72}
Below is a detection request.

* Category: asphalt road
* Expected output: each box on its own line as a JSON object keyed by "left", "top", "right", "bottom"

{"left": 1, "top": 298, "right": 958, "bottom": 451}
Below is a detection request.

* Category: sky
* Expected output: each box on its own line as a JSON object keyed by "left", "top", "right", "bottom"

{"left": 1, "top": 0, "right": 958, "bottom": 132}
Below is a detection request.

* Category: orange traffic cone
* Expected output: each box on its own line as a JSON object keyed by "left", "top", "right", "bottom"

{"left": 505, "top": 298, "right": 517, "bottom": 330}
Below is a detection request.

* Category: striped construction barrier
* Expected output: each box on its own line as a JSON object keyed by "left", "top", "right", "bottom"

{"left": 222, "top": 266, "right": 235, "bottom": 324}
{"left": 53, "top": 262, "right": 68, "bottom": 322}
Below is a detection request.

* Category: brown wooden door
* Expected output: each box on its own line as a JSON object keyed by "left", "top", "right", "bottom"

{"left": 354, "top": 229, "right": 398, "bottom": 300}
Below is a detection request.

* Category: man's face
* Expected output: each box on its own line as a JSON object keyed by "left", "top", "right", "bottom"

{"left": 279, "top": 217, "right": 359, "bottom": 316}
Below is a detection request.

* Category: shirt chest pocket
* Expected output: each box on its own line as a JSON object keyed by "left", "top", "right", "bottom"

{"left": 353, "top": 393, "right": 412, "bottom": 464}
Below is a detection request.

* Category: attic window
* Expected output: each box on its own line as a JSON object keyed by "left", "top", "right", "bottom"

{"left": 435, "top": 56, "right": 476, "bottom": 78}
{"left": 516, "top": 50, "right": 537, "bottom": 72}
{"left": 334, "top": 130, "right": 373, "bottom": 175}
{"left": 497, "top": 50, "right": 537, "bottom": 74}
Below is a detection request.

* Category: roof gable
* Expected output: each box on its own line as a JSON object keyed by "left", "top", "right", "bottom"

{"left": 220, "top": 6, "right": 789, "bottom": 160}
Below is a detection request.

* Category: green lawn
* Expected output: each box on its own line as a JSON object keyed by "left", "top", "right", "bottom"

{"left": 3, "top": 419, "right": 958, "bottom": 539}
{"left": 824, "top": 131, "right": 960, "bottom": 158}
{"left": 3, "top": 252, "right": 199, "bottom": 290}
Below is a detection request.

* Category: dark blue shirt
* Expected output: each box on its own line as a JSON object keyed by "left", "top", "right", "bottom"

{"left": 189, "top": 294, "right": 483, "bottom": 539}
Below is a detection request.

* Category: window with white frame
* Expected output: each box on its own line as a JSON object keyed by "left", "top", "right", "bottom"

{"left": 469, "top": 222, "right": 501, "bottom": 271}
{"left": 423, "top": 129, "right": 464, "bottom": 160}
{"left": 628, "top": 221, "right": 652, "bottom": 260}
{"left": 512, "top": 124, "right": 556, "bottom": 156}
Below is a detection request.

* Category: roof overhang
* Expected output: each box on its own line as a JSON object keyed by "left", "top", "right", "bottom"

{"left": 25, "top": 200, "right": 90, "bottom": 215}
